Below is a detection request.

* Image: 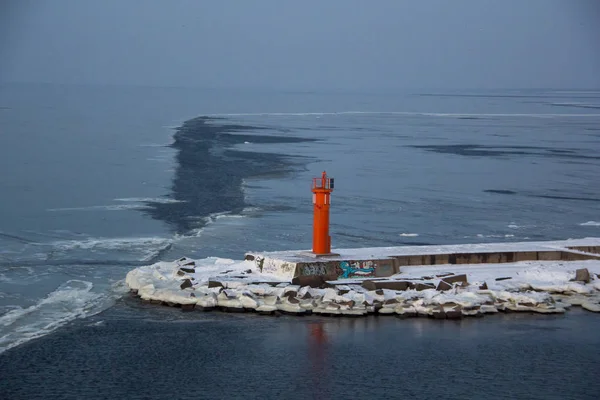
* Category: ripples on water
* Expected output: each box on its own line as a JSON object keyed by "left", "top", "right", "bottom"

{"left": 1, "top": 300, "right": 599, "bottom": 399}
{"left": 1, "top": 85, "right": 600, "bottom": 397}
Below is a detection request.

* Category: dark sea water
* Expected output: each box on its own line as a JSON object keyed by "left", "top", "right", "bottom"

{"left": 1, "top": 83, "right": 600, "bottom": 398}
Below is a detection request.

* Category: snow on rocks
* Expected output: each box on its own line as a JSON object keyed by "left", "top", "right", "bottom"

{"left": 125, "top": 257, "right": 600, "bottom": 318}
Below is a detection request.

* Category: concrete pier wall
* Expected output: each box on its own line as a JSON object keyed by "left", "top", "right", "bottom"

{"left": 245, "top": 238, "right": 600, "bottom": 281}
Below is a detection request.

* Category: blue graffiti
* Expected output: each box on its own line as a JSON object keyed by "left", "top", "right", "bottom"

{"left": 339, "top": 261, "right": 375, "bottom": 279}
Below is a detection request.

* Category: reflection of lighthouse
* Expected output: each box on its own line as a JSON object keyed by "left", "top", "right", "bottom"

{"left": 311, "top": 171, "right": 337, "bottom": 256}
{"left": 308, "top": 322, "right": 328, "bottom": 399}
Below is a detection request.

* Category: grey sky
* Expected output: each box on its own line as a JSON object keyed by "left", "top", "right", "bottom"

{"left": 1, "top": 0, "right": 599, "bottom": 90}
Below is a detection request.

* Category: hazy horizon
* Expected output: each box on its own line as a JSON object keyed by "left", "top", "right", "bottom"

{"left": 1, "top": 0, "right": 599, "bottom": 91}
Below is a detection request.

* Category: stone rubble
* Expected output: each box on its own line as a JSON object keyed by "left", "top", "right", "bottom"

{"left": 125, "top": 259, "right": 600, "bottom": 319}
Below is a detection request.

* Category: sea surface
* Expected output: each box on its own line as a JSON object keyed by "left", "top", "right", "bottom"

{"left": 1, "top": 83, "right": 599, "bottom": 398}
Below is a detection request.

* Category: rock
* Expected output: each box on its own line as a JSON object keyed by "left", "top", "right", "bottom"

{"left": 292, "top": 275, "right": 326, "bottom": 288}
{"left": 479, "top": 282, "right": 488, "bottom": 290}
{"left": 245, "top": 269, "right": 252, "bottom": 274}
{"left": 414, "top": 283, "right": 435, "bottom": 291}
{"left": 208, "top": 280, "right": 224, "bottom": 288}
{"left": 182, "top": 261, "right": 195, "bottom": 267}
{"left": 574, "top": 268, "right": 591, "bottom": 283}
{"left": 443, "top": 274, "right": 468, "bottom": 285}
{"left": 461, "top": 305, "right": 481, "bottom": 316}
{"left": 436, "top": 280, "right": 452, "bottom": 291}
{"left": 338, "top": 300, "right": 355, "bottom": 308}
{"left": 495, "top": 277, "right": 512, "bottom": 281}
{"left": 176, "top": 270, "right": 185, "bottom": 276}
{"left": 445, "top": 306, "right": 463, "bottom": 319}
{"left": 179, "top": 267, "right": 195, "bottom": 274}
{"left": 435, "top": 272, "right": 455, "bottom": 278}
{"left": 375, "top": 281, "right": 411, "bottom": 291}
{"left": 395, "top": 307, "right": 417, "bottom": 318}
{"left": 361, "top": 280, "right": 378, "bottom": 291}
{"left": 286, "top": 295, "right": 300, "bottom": 304}
{"left": 180, "top": 279, "right": 193, "bottom": 290}
{"left": 431, "top": 306, "right": 446, "bottom": 319}
{"left": 181, "top": 304, "right": 195, "bottom": 311}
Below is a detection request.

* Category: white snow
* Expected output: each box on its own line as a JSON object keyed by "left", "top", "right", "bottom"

{"left": 125, "top": 251, "right": 600, "bottom": 318}
{"left": 246, "top": 237, "right": 600, "bottom": 263}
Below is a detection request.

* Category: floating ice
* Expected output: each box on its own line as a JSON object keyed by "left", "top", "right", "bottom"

{"left": 580, "top": 221, "right": 600, "bottom": 227}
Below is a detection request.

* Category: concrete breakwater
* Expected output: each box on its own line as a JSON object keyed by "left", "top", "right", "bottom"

{"left": 125, "top": 238, "right": 600, "bottom": 318}
{"left": 243, "top": 238, "right": 600, "bottom": 282}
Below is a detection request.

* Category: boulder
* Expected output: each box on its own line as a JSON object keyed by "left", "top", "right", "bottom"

{"left": 375, "top": 281, "right": 411, "bottom": 291}
{"left": 338, "top": 300, "right": 355, "bottom": 308}
{"left": 208, "top": 280, "right": 224, "bottom": 288}
{"left": 395, "top": 307, "right": 417, "bottom": 319}
{"left": 479, "top": 282, "right": 488, "bottom": 290}
{"left": 180, "top": 267, "right": 195, "bottom": 274}
{"left": 443, "top": 274, "right": 468, "bottom": 284}
{"left": 414, "top": 283, "right": 435, "bottom": 291}
{"left": 445, "top": 306, "right": 463, "bottom": 320}
{"left": 431, "top": 306, "right": 446, "bottom": 319}
{"left": 286, "top": 294, "right": 300, "bottom": 304}
{"left": 574, "top": 268, "right": 591, "bottom": 283}
{"left": 436, "top": 280, "right": 452, "bottom": 291}
{"left": 181, "top": 304, "right": 195, "bottom": 311}
{"left": 180, "top": 279, "right": 193, "bottom": 290}
{"left": 181, "top": 260, "right": 195, "bottom": 267}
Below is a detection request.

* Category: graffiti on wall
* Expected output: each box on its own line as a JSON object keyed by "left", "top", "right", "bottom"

{"left": 338, "top": 260, "right": 376, "bottom": 279}
{"left": 301, "top": 263, "right": 328, "bottom": 276}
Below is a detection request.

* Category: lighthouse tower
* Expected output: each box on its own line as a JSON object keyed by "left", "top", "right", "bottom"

{"left": 311, "top": 171, "right": 337, "bottom": 256}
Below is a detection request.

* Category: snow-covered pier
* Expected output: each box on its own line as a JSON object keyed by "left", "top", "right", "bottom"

{"left": 126, "top": 238, "right": 600, "bottom": 318}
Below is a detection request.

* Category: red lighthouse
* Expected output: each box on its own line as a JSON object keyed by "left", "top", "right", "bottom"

{"left": 311, "top": 171, "right": 336, "bottom": 256}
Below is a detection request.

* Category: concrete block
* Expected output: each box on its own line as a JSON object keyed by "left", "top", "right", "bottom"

{"left": 514, "top": 251, "right": 538, "bottom": 262}
{"left": 375, "top": 262, "right": 395, "bottom": 277}
{"left": 442, "top": 274, "right": 468, "bottom": 284}
{"left": 537, "top": 251, "right": 562, "bottom": 261}
{"left": 291, "top": 275, "right": 326, "bottom": 288}
{"left": 436, "top": 280, "right": 452, "bottom": 291}
{"left": 414, "top": 282, "right": 435, "bottom": 291}
{"left": 574, "top": 268, "right": 591, "bottom": 283}
{"left": 433, "top": 254, "right": 449, "bottom": 265}
{"left": 180, "top": 279, "right": 193, "bottom": 290}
